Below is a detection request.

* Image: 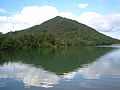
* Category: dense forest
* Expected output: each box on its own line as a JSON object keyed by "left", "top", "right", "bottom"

{"left": 0, "top": 16, "right": 120, "bottom": 50}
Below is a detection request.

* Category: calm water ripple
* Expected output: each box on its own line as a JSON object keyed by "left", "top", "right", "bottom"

{"left": 0, "top": 46, "right": 120, "bottom": 90}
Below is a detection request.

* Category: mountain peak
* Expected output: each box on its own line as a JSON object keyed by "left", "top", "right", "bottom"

{"left": 1, "top": 16, "right": 119, "bottom": 50}
{"left": 51, "top": 16, "right": 70, "bottom": 21}
{"left": 54, "top": 16, "right": 63, "bottom": 19}
{"left": 50, "top": 16, "right": 66, "bottom": 21}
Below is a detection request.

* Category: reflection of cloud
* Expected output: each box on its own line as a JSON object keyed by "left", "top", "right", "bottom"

{"left": 61, "top": 48, "right": 120, "bottom": 80}
{"left": 79, "top": 49, "right": 120, "bottom": 79}
{"left": 1, "top": 48, "right": 120, "bottom": 88}
{"left": 0, "top": 62, "right": 60, "bottom": 88}
{"left": 63, "top": 72, "right": 76, "bottom": 80}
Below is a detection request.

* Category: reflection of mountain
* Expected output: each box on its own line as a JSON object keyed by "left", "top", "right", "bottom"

{"left": 0, "top": 47, "right": 112, "bottom": 75}
{"left": 62, "top": 48, "right": 120, "bottom": 80}
{"left": 79, "top": 48, "right": 120, "bottom": 79}
{"left": 0, "top": 47, "right": 120, "bottom": 89}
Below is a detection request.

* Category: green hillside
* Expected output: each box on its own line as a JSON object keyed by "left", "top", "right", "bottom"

{"left": 0, "top": 16, "right": 119, "bottom": 50}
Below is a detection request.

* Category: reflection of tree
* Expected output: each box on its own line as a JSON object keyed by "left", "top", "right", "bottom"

{"left": 0, "top": 47, "right": 112, "bottom": 75}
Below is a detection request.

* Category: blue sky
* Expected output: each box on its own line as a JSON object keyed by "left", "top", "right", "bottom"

{"left": 0, "top": 0, "right": 120, "bottom": 39}
{"left": 1, "top": 0, "right": 120, "bottom": 15}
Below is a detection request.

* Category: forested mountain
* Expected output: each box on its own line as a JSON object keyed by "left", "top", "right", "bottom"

{"left": 0, "top": 16, "right": 119, "bottom": 50}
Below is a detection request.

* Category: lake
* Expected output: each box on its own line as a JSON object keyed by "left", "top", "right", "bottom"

{"left": 0, "top": 46, "right": 120, "bottom": 90}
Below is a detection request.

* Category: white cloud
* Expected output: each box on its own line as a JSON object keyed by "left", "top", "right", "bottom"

{"left": 77, "top": 3, "right": 88, "bottom": 8}
{"left": 0, "top": 5, "right": 120, "bottom": 39}
{"left": 59, "top": 12, "right": 77, "bottom": 20}
{"left": 78, "top": 12, "right": 120, "bottom": 39}
{"left": 0, "top": 8, "right": 7, "bottom": 13}
{"left": 79, "top": 12, "right": 120, "bottom": 32}
{"left": 0, "top": 5, "right": 59, "bottom": 33}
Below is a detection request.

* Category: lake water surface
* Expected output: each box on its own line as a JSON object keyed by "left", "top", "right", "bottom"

{"left": 0, "top": 46, "right": 120, "bottom": 90}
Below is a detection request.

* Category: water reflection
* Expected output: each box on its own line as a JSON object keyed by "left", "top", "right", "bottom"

{"left": 79, "top": 48, "right": 120, "bottom": 79}
{"left": 0, "top": 47, "right": 112, "bottom": 74}
{"left": 0, "top": 62, "right": 59, "bottom": 88}
{"left": 0, "top": 47, "right": 120, "bottom": 89}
